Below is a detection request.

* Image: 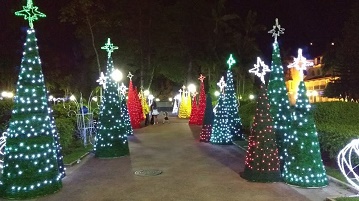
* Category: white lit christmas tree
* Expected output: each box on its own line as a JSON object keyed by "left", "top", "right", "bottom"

{"left": 224, "top": 55, "right": 244, "bottom": 141}
{"left": 119, "top": 83, "right": 133, "bottom": 136}
{"left": 282, "top": 81, "right": 328, "bottom": 187}
{"left": 267, "top": 18, "right": 292, "bottom": 171}
{"left": 210, "top": 77, "right": 231, "bottom": 144}
{"left": 241, "top": 57, "right": 281, "bottom": 182}
{"left": 1, "top": 0, "right": 62, "bottom": 198}
{"left": 94, "top": 38, "right": 129, "bottom": 158}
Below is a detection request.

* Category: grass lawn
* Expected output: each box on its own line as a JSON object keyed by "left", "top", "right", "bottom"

{"left": 63, "top": 145, "right": 93, "bottom": 165}
{"left": 334, "top": 197, "right": 359, "bottom": 201}
{"left": 325, "top": 166, "right": 349, "bottom": 184}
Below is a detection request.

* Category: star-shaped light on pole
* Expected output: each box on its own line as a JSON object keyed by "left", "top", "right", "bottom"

{"left": 127, "top": 72, "right": 134, "bottom": 80}
{"left": 101, "top": 38, "right": 118, "bottom": 58}
{"left": 198, "top": 74, "right": 206, "bottom": 82}
{"left": 249, "top": 57, "right": 271, "bottom": 84}
{"left": 217, "top": 76, "right": 226, "bottom": 92}
{"left": 288, "top": 48, "right": 311, "bottom": 81}
{"left": 268, "top": 18, "right": 285, "bottom": 43}
{"left": 15, "top": 0, "right": 46, "bottom": 29}
{"left": 119, "top": 83, "right": 128, "bottom": 96}
{"left": 97, "top": 72, "right": 108, "bottom": 89}
{"left": 227, "top": 54, "right": 236, "bottom": 70}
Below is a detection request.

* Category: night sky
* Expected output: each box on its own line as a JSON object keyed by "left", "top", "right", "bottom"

{"left": 0, "top": 0, "right": 355, "bottom": 86}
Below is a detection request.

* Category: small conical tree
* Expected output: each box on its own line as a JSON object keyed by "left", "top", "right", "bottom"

{"left": 196, "top": 74, "right": 206, "bottom": 125}
{"left": 1, "top": 2, "right": 62, "bottom": 198}
{"left": 210, "top": 77, "right": 231, "bottom": 145}
{"left": 224, "top": 55, "right": 244, "bottom": 141}
{"left": 178, "top": 87, "right": 187, "bottom": 118}
{"left": 283, "top": 81, "right": 328, "bottom": 188}
{"left": 119, "top": 83, "right": 133, "bottom": 136}
{"left": 95, "top": 38, "right": 129, "bottom": 158}
{"left": 127, "top": 73, "right": 140, "bottom": 128}
{"left": 134, "top": 87, "right": 144, "bottom": 122}
{"left": 267, "top": 18, "right": 292, "bottom": 171}
{"left": 199, "top": 94, "right": 214, "bottom": 142}
{"left": 241, "top": 57, "right": 281, "bottom": 182}
{"left": 189, "top": 95, "right": 199, "bottom": 125}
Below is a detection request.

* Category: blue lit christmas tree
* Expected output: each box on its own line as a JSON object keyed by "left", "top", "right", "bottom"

{"left": 224, "top": 55, "right": 244, "bottom": 141}
{"left": 241, "top": 57, "right": 281, "bottom": 182}
{"left": 267, "top": 18, "right": 292, "bottom": 171}
{"left": 210, "top": 77, "right": 231, "bottom": 145}
{"left": 0, "top": 1, "right": 62, "bottom": 198}
{"left": 283, "top": 81, "right": 328, "bottom": 187}
{"left": 199, "top": 94, "right": 214, "bottom": 142}
{"left": 94, "top": 38, "right": 129, "bottom": 158}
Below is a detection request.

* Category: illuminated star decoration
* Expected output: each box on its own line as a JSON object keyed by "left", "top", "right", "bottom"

{"left": 97, "top": 72, "right": 108, "bottom": 89}
{"left": 268, "top": 18, "right": 285, "bottom": 43}
{"left": 217, "top": 76, "right": 226, "bottom": 92}
{"left": 179, "top": 89, "right": 183, "bottom": 95}
{"left": 15, "top": 0, "right": 46, "bottom": 29}
{"left": 101, "top": 38, "right": 118, "bottom": 58}
{"left": 127, "top": 72, "right": 134, "bottom": 80}
{"left": 287, "top": 48, "right": 312, "bottom": 81}
{"left": 198, "top": 74, "right": 206, "bottom": 82}
{"left": 227, "top": 54, "right": 236, "bottom": 70}
{"left": 119, "top": 83, "right": 128, "bottom": 96}
{"left": 249, "top": 57, "right": 271, "bottom": 84}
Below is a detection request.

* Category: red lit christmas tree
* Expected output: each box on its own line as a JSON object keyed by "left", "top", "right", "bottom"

{"left": 127, "top": 72, "right": 141, "bottom": 129}
{"left": 241, "top": 57, "right": 280, "bottom": 182}
{"left": 188, "top": 93, "right": 199, "bottom": 125}
{"left": 134, "top": 87, "right": 144, "bottom": 122}
{"left": 196, "top": 74, "right": 206, "bottom": 125}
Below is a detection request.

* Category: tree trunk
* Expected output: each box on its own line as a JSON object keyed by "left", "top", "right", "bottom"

{"left": 86, "top": 16, "right": 101, "bottom": 76}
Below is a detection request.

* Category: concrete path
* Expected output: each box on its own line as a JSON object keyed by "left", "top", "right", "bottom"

{"left": 24, "top": 118, "right": 353, "bottom": 201}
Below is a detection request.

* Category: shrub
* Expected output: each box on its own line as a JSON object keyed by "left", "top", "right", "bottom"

{"left": 54, "top": 117, "right": 76, "bottom": 150}
{"left": 239, "top": 101, "right": 256, "bottom": 131}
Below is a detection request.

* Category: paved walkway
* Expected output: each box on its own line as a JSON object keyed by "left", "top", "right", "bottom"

{"left": 24, "top": 117, "right": 354, "bottom": 201}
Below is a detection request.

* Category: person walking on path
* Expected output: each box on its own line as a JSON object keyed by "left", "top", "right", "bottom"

{"left": 151, "top": 101, "right": 159, "bottom": 124}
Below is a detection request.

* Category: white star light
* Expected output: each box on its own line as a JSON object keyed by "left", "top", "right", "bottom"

{"left": 249, "top": 57, "right": 271, "bottom": 84}
{"left": 97, "top": 72, "right": 108, "bottom": 89}
{"left": 119, "top": 83, "right": 128, "bottom": 96}
{"left": 288, "top": 48, "right": 313, "bottom": 81}
{"left": 127, "top": 72, "right": 134, "bottom": 80}
{"left": 217, "top": 76, "right": 226, "bottom": 92}
{"left": 268, "top": 18, "right": 285, "bottom": 43}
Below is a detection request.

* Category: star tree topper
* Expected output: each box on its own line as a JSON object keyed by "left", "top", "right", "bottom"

{"left": 227, "top": 54, "right": 236, "bottom": 69}
{"left": 97, "top": 72, "right": 108, "bottom": 89}
{"left": 15, "top": 0, "right": 46, "bottom": 29}
{"left": 249, "top": 57, "right": 271, "bottom": 84}
{"left": 287, "top": 48, "right": 312, "bottom": 81}
{"left": 268, "top": 18, "right": 285, "bottom": 43}
{"left": 217, "top": 76, "right": 226, "bottom": 92}
{"left": 101, "top": 38, "right": 118, "bottom": 58}
{"left": 127, "top": 72, "right": 134, "bottom": 80}
{"left": 198, "top": 74, "right": 206, "bottom": 82}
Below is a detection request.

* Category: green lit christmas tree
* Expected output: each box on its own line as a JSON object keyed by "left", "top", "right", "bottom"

{"left": 94, "top": 38, "right": 129, "bottom": 158}
{"left": 241, "top": 57, "right": 281, "bottom": 182}
{"left": 119, "top": 83, "right": 133, "bottom": 136}
{"left": 210, "top": 77, "right": 231, "bottom": 145}
{"left": 199, "top": 94, "right": 214, "bottom": 142}
{"left": 267, "top": 18, "right": 292, "bottom": 171}
{"left": 0, "top": 1, "right": 62, "bottom": 198}
{"left": 283, "top": 81, "right": 328, "bottom": 187}
{"left": 224, "top": 55, "right": 244, "bottom": 141}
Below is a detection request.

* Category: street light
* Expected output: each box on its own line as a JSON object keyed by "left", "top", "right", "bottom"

{"left": 1, "top": 91, "right": 14, "bottom": 98}
{"left": 144, "top": 90, "right": 150, "bottom": 96}
{"left": 214, "top": 91, "right": 220, "bottom": 97}
{"left": 111, "top": 69, "right": 122, "bottom": 82}
{"left": 249, "top": 94, "right": 255, "bottom": 100}
{"left": 168, "top": 98, "right": 173, "bottom": 101}
{"left": 155, "top": 98, "right": 160, "bottom": 102}
{"left": 188, "top": 84, "right": 196, "bottom": 94}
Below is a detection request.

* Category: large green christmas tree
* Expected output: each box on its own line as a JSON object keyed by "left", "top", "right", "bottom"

{"left": 267, "top": 19, "right": 292, "bottom": 171}
{"left": 94, "top": 38, "right": 129, "bottom": 158}
{"left": 1, "top": 1, "right": 62, "bottom": 198}
{"left": 224, "top": 55, "right": 244, "bottom": 141}
{"left": 241, "top": 57, "right": 281, "bottom": 182}
{"left": 283, "top": 81, "right": 328, "bottom": 187}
